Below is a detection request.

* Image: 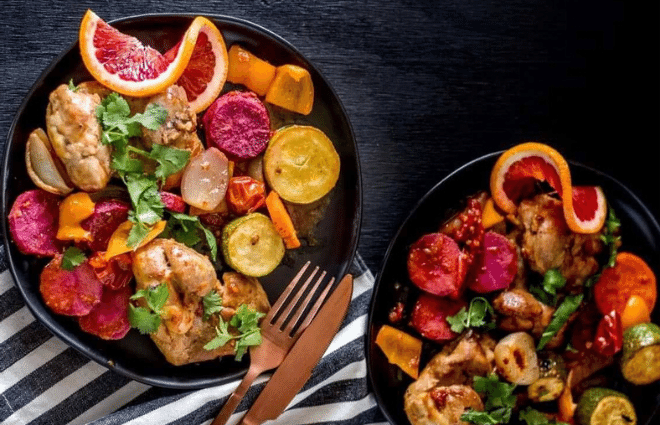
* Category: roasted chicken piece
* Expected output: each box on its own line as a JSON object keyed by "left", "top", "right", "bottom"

{"left": 45, "top": 84, "right": 111, "bottom": 191}
{"left": 142, "top": 85, "right": 203, "bottom": 188}
{"left": 516, "top": 194, "right": 603, "bottom": 288}
{"left": 132, "top": 239, "right": 270, "bottom": 366}
{"left": 404, "top": 332, "right": 495, "bottom": 425}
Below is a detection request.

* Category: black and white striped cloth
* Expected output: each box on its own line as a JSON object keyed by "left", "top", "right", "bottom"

{"left": 0, "top": 249, "right": 388, "bottom": 425}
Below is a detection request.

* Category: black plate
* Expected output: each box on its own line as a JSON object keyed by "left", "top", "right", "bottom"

{"left": 366, "top": 152, "right": 660, "bottom": 424}
{"left": 1, "top": 14, "right": 361, "bottom": 389}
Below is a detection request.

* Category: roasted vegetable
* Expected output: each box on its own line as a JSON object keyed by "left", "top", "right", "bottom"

{"left": 227, "top": 45, "right": 276, "bottom": 96}
{"left": 375, "top": 325, "right": 422, "bottom": 379}
{"left": 620, "top": 322, "right": 660, "bottom": 385}
{"left": 407, "top": 233, "right": 466, "bottom": 299}
{"left": 467, "top": 231, "right": 518, "bottom": 293}
{"left": 265, "top": 191, "right": 300, "bottom": 249}
{"left": 528, "top": 352, "right": 567, "bottom": 402}
{"left": 410, "top": 293, "right": 465, "bottom": 342}
{"left": 494, "top": 331, "right": 540, "bottom": 385}
{"left": 576, "top": 388, "right": 636, "bottom": 425}
{"left": 8, "top": 189, "right": 62, "bottom": 257}
{"left": 222, "top": 213, "right": 285, "bottom": 277}
{"left": 265, "top": 64, "right": 314, "bottom": 115}
{"left": 620, "top": 295, "right": 651, "bottom": 331}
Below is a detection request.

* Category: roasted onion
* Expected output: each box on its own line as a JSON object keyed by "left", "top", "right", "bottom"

{"left": 494, "top": 331, "right": 540, "bottom": 385}
{"left": 25, "top": 128, "right": 73, "bottom": 195}
{"left": 180, "top": 147, "right": 229, "bottom": 211}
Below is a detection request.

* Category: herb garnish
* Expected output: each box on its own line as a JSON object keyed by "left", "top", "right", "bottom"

{"left": 61, "top": 246, "right": 86, "bottom": 271}
{"left": 601, "top": 207, "right": 621, "bottom": 268}
{"left": 95, "top": 92, "right": 190, "bottom": 247}
{"left": 68, "top": 79, "right": 79, "bottom": 92}
{"left": 204, "top": 304, "right": 265, "bottom": 361}
{"left": 461, "top": 374, "right": 517, "bottom": 424}
{"left": 529, "top": 269, "right": 566, "bottom": 306}
{"left": 128, "top": 284, "right": 169, "bottom": 334}
{"left": 446, "top": 297, "right": 495, "bottom": 333}
{"left": 519, "top": 407, "right": 569, "bottom": 425}
{"left": 165, "top": 212, "right": 218, "bottom": 260}
{"left": 202, "top": 290, "right": 223, "bottom": 321}
{"left": 537, "top": 293, "right": 583, "bottom": 350}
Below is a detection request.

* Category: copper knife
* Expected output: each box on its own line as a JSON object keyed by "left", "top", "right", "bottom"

{"left": 239, "top": 273, "right": 353, "bottom": 425}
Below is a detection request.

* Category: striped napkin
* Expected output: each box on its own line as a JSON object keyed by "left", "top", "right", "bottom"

{"left": 0, "top": 248, "right": 388, "bottom": 425}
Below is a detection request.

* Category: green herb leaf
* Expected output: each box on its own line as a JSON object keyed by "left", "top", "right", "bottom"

{"left": 461, "top": 374, "right": 516, "bottom": 424}
{"left": 204, "top": 304, "right": 265, "bottom": 361}
{"left": 203, "top": 291, "right": 223, "bottom": 321}
{"left": 530, "top": 269, "right": 567, "bottom": 306}
{"left": 204, "top": 319, "right": 233, "bottom": 350}
{"left": 128, "top": 283, "right": 169, "bottom": 334}
{"left": 601, "top": 207, "right": 621, "bottom": 268}
{"left": 167, "top": 212, "right": 218, "bottom": 260}
{"left": 519, "top": 407, "right": 569, "bottom": 425}
{"left": 537, "top": 293, "right": 583, "bottom": 350}
{"left": 68, "top": 79, "right": 79, "bottom": 92}
{"left": 446, "top": 297, "right": 494, "bottom": 333}
{"left": 149, "top": 144, "right": 191, "bottom": 182}
{"left": 61, "top": 247, "right": 86, "bottom": 271}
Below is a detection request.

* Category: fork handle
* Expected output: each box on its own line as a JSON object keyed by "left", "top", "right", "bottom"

{"left": 212, "top": 365, "right": 264, "bottom": 425}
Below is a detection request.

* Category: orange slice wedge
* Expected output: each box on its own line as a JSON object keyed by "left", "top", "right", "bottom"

{"left": 164, "top": 17, "right": 229, "bottom": 113}
{"left": 490, "top": 142, "right": 606, "bottom": 233}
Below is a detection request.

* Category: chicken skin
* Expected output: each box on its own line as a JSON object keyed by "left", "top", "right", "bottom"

{"left": 132, "top": 239, "right": 270, "bottom": 366}
{"left": 46, "top": 84, "right": 111, "bottom": 191}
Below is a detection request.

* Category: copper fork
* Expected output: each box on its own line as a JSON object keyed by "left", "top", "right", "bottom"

{"left": 212, "top": 261, "right": 335, "bottom": 425}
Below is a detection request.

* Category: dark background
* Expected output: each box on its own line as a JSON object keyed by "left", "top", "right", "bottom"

{"left": 1, "top": 0, "right": 658, "bottom": 279}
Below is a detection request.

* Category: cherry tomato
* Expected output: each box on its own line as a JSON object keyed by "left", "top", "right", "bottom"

{"left": 226, "top": 176, "right": 266, "bottom": 215}
{"left": 593, "top": 310, "right": 623, "bottom": 356}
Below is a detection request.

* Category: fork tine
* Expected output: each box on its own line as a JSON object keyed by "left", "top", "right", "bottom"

{"left": 264, "top": 261, "right": 311, "bottom": 322}
{"left": 283, "top": 271, "right": 329, "bottom": 335}
{"left": 272, "top": 265, "right": 319, "bottom": 328}
{"left": 293, "top": 276, "right": 335, "bottom": 335}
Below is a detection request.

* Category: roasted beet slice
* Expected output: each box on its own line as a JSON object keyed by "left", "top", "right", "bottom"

{"left": 40, "top": 256, "right": 103, "bottom": 316}
{"left": 89, "top": 252, "right": 133, "bottom": 290}
{"left": 80, "top": 199, "right": 130, "bottom": 252}
{"left": 407, "top": 233, "right": 466, "bottom": 299}
{"left": 79, "top": 284, "right": 131, "bottom": 340}
{"left": 468, "top": 231, "right": 518, "bottom": 293}
{"left": 160, "top": 191, "right": 186, "bottom": 213}
{"left": 203, "top": 91, "right": 271, "bottom": 159}
{"left": 8, "top": 189, "right": 62, "bottom": 256}
{"left": 410, "top": 293, "right": 466, "bottom": 342}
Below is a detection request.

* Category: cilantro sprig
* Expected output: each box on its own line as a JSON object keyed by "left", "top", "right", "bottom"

{"left": 128, "top": 284, "right": 169, "bottom": 334}
{"left": 461, "top": 374, "right": 517, "bottom": 424}
{"left": 519, "top": 407, "right": 569, "bottom": 425}
{"left": 537, "top": 293, "right": 583, "bottom": 350}
{"left": 446, "top": 297, "right": 495, "bottom": 333}
{"left": 95, "top": 92, "right": 190, "bottom": 247}
{"left": 164, "top": 212, "right": 218, "bottom": 260}
{"left": 202, "top": 290, "right": 223, "bottom": 321}
{"left": 61, "top": 246, "right": 86, "bottom": 271}
{"left": 529, "top": 269, "right": 566, "bottom": 306}
{"left": 601, "top": 207, "right": 621, "bottom": 268}
{"left": 204, "top": 304, "right": 265, "bottom": 361}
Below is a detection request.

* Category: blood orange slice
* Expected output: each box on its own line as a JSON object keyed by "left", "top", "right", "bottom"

{"left": 490, "top": 142, "right": 607, "bottom": 234}
{"left": 79, "top": 10, "right": 197, "bottom": 97}
{"left": 164, "top": 17, "right": 228, "bottom": 113}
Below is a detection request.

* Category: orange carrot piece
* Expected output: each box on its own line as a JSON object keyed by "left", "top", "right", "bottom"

{"left": 265, "top": 191, "right": 300, "bottom": 249}
{"left": 594, "top": 252, "right": 657, "bottom": 316}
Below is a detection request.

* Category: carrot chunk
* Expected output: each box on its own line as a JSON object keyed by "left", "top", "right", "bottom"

{"left": 265, "top": 191, "right": 300, "bottom": 249}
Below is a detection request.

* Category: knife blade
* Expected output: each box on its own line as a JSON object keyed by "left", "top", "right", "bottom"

{"left": 239, "top": 273, "right": 353, "bottom": 425}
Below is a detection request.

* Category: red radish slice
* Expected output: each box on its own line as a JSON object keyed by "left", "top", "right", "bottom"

{"left": 8, "top": 190, "right": 62, "bottom": 257}
{"left": 181, "top": 147, "right": 229, "bottom": 211}
{"left": 410, "top": 293, "right": 466, "bottom": 342}
{"left": 80, "top": 199, "right": 130, "bottom": 252}
{"left": 468, "top": 231, "right": 518, "bottom": 293}
{"left": 407, "top": 233, "right": 466, "bottom": 299}
{"left": 40, "top": 256, "right": 103, "bottom": 316}
{"left": 79, "top": 285, "right": 132, "bottom": 340}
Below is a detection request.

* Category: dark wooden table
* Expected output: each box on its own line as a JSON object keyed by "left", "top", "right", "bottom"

{"left": 2, "top": 1, "right": 657, "bottom": 274}
{"left": 1, "top": 1, "right": 658, "bottom": 273}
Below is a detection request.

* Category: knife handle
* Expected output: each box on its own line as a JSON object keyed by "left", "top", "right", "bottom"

{"left": 212, "top": 365, "right": 264, "bottom": 425}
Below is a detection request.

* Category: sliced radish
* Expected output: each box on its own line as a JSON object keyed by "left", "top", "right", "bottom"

{"left": 410, "top": 293, "right": 466, "bottom": 342}
{"left": 407, "top": 233, "right": 466, "bottom": 299}
{"left": 468, "top": 231, "right": 518, "bottom": 293}
{"left": 181, "top": 147, "right": 229, "bottom": 211}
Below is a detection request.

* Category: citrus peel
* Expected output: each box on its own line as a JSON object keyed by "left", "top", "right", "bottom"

{"left": 490, "top": 142, "right": 607, "bottom": 234}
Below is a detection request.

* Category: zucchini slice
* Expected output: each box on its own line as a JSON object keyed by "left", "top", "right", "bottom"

{"left": 576, "top": 387, "right": 636, "bottom": 425}
{"left": 222, "top": 213, "right": 285, "bottom": 277}
{"left": 621, "top": 322, "right": 660, "bottom": 385}
{"left": 528, "top": 352, "right": 567, "bottom": 402}
{"left": 264, "top": 125, "right": 340, "bottom": 204}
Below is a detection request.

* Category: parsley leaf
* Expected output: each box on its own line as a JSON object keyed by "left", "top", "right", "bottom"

{"left": 519, "top": 407, "right": 569, "bottom": 425}
{"left": 166, "top": 212, "right": 218, "bottom": 260}
{"left": 537, "top": 293, "right": 583, "bottom": 350}
{"left": 68, "top": 79, "right": 79, "bottom": 92}
{"left": 446, "top": 297, "right": 495, "bottom": 333}
{"left": 601, "top": 207, "right": 621, "bottom": 268}
{"left": 204, "top": 304, "right": 265, "bottom": 361}
{"left": 203, "top": 291, "right": 223, "bottom": 321}
{"left": 529, "top": 269, "right": 567, "bottom": 306}
{"left": 61, "top": 247, "right": 86, "bottom": 271}
{"left": 128, "top": 284, "right": 169, "bottom": 334}
{"left": 462, "top": 374, "right": 516, "bottom": 424}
